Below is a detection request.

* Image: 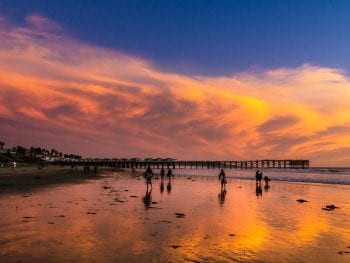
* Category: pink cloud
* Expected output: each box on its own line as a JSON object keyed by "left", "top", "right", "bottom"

{"left": 1, "top": 15, "right": 350, "bottom": 166}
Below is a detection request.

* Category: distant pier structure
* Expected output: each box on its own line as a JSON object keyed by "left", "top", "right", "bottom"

{"left": 57, "top": 158, "right": 310, "bottom": 169}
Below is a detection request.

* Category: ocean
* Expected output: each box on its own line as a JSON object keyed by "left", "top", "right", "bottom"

{"left": 147, "top": 167, "right": 350, "bottom": 185}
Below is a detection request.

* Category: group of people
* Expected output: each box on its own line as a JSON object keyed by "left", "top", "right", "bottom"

{"left": 142, "top": 166, "right": 273, "bottom": 208}
{"left": 255, "top": 169, "right": 270, "bottom": 186}
{"left": 144, "top": 166, "right": 173, "bottom": 189}
{"left": 144, "top": 166, "right": 271, "bottom": 193}
{"left": 143, "top": 166, "right": 173, "bottom": 209}
{"left": 217, "top": 169, "right": 270, "bottom": 188}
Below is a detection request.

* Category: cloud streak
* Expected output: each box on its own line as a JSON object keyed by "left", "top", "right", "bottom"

{"left": 1, "top": 15, "right": 350, "bottom": 166}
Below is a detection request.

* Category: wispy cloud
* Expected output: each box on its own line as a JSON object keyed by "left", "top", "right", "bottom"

{"left": 1, "top": 15, "right": 350, "bottom": 166}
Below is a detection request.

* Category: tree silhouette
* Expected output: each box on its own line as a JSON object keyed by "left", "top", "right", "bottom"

{"left": 16, "top": 146, "right": 26, "bottom": 156}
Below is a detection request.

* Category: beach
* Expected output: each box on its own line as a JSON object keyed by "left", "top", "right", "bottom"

{"left": 1, "top": 168, "right": 350, "bottom": 262}
{"left": 0, "top": 164, "right": 106, "bottom": 194}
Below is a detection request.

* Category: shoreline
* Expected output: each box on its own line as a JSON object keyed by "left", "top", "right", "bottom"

{"left": 2, "top": 165, "right": 350, "bottom": 195}
{"left": 147, "top": 167, "right": 350, "bottom": 186}
{"left": 169, "top": 175, "right": 350, "bottom": 193}
{"left": 2, "top": 166, "right": 348, "bottom": 196}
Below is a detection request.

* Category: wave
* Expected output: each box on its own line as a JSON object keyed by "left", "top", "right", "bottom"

{"left": 144, "top": 168, "right": 350, "bottom": 186}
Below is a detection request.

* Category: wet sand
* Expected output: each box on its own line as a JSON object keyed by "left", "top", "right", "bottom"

{"left": 0, "top": 164, "right": 107, "bottom": 194}
{"left": 1, "top": 170, "right": 350, "bottom": 262}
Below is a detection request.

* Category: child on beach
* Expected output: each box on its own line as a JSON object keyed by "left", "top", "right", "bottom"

{"left": 218, "top": 169, "right": 227, "bottom": 189}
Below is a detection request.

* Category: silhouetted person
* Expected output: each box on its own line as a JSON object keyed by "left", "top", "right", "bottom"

{"left": 255, "top": 170, "right": 262, "bottom": 185}
{"left": 144, "top": 166, "right": 153, "bottom": 188}
{"left": 94, "top": 166, "right": 98, "bottom": 173}
{"left": 218, "top": 188, "right": 227, "bottom": 205}
{"left": 218, "top": 169, "right": 227, "bottom": 189}
{"left": 143, "top": 188, "right": 152, "bottom": 209}
{"left": 256, "top": 184, "right": 263, "bottom": 196}
{"left": 167, "top": 169, "right": 172, "bottom": 178}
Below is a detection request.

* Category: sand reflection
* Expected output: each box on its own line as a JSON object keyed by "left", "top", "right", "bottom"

{"left": 1, "top": 173, "right": 350, "bottom": 262}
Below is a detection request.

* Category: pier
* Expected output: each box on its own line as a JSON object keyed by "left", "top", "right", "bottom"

{"left": 55, "top": 159, "right": 310, "bottom": 169}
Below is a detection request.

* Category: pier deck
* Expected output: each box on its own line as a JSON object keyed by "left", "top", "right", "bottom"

{"left": 55, "top": 159, "right": 310, "bottom": 169}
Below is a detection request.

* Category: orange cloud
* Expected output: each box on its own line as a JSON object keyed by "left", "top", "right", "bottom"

{"left": 1, "top": 15, "right": 350, "bottom": 166}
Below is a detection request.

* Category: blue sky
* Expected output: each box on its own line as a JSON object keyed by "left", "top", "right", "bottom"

{"left": 2, "top": 1, "right": 350, "bottom": 165}
{"left": 1, "top": 0, "right": 350, "bottom": 75}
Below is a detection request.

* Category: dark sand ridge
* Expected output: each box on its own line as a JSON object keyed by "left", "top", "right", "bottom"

{"left": 0, "top": 164, "right": 123, "bottom": 195}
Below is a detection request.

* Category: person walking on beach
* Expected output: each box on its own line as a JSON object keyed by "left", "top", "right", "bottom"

{"left": 255, "top": 170, "right": 262, "bottom": 185}
{"left": 144, "top": 166, "right": 153, "bottom": 188}
{"left": 12, "top": 161, "right": 16, "bottom": 170}
{"left": 218, "top": 169, "right": 227, "bottom": 189}
{"left": 167, "top": 168, "right": 172, "bottom": 178}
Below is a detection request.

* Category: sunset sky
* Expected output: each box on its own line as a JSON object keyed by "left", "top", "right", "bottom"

{"left": 1, "top": 1, "right": 350, "bottom": 166}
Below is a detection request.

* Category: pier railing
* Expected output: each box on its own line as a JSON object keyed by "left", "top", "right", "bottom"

{"left": 53, "top": 159, "right": 310, "bottom": 169}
